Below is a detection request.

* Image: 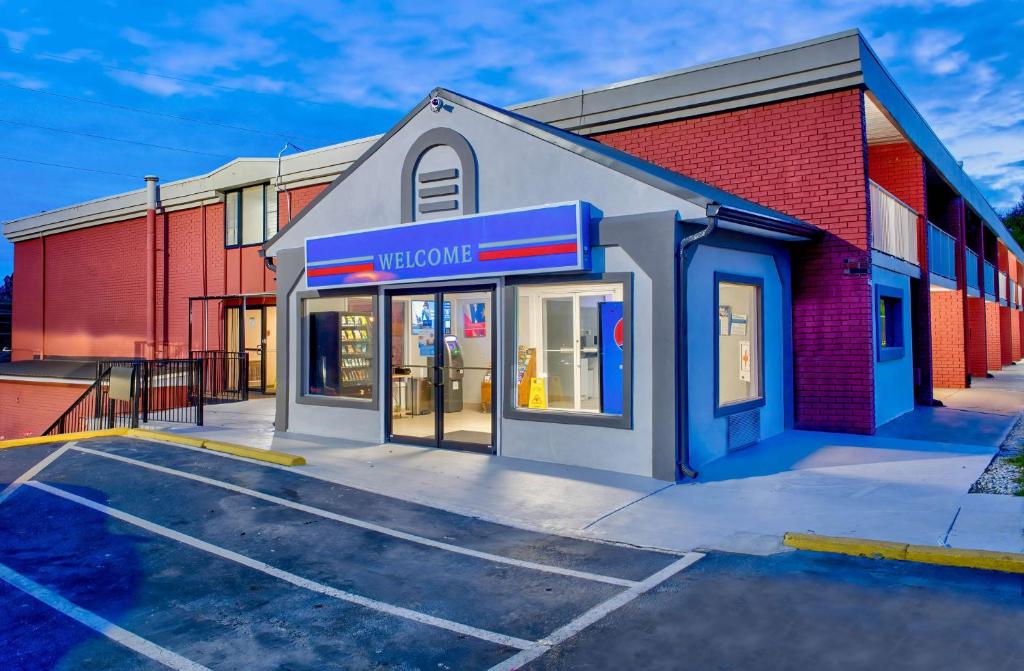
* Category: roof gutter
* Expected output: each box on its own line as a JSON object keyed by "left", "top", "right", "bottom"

{"left": 676, "top": 201, "right": 720, "bottom": 480}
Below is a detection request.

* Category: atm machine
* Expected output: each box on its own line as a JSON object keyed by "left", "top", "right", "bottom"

{"left": 441, "top": 334, "right": 465, "bottom": 413}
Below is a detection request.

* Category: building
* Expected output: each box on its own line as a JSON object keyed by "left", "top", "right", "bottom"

{"left": 2, "top": 30, "right": 1022, "bottom": 481}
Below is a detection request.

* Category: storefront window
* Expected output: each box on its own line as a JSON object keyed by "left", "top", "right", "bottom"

{"left": 716, "top": 276, "right": 763, "bottom": 413}
{"left": 303, "top": 294, "right": 376, "bottom": 400}
{"left": 513, "top": 281, "right": 626, "bottom": 415}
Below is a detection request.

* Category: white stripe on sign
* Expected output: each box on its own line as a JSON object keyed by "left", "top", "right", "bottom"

{"left": 487, "top": 552, "right": 705, "bottom": 671}
{"left": 27, "top": 480, "right": 535, "bottom": 651}
{"left": 71, "top": 445, "right": 639, "bottom": 588}
{"left": 0, "top": 442, "right": 74, "bottom": 506}
{"left": 307, "top": 255, "right": 374, "bottom": 268}
{"left": 0, "top": 562, "right": 209, "bottom": 671}
{"left": 477, "top": 233, "right": 577, "bottom": 249}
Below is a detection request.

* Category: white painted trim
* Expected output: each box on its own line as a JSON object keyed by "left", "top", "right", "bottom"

{"left": 0, "top": 562, "right": 210, "bottom": 671}
{"left": 0, "top": 375, "right": 91, "bottom": 385}
{"left": 71, "top": 445, "right": 637, "bottom": 588}
{"left": 27, "top": 480, "right": 536, "bottom": 651}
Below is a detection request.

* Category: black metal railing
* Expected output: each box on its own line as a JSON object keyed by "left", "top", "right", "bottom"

{"left": 44, "top": 359, "right": 204, "bottom": 437}
{"left": 190, "top": 350, "right": 249, "bottom": 403}
{"left": 43, "top": 365, "right": 141, "bottom": 435}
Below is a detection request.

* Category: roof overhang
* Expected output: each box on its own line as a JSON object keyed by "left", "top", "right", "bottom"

{"left": 2, "top": 135, "right": 377, "bottom": 243}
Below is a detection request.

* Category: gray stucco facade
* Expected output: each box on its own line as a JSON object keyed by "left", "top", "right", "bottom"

{"left": 266, "top": 88, "right": 814, "bottom": 481}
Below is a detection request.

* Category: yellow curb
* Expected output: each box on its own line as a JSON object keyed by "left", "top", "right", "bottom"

{"left": 784, "top": 532, "right": 1024, "bottom": 574}
{"left": 784, "top": 532, "right": 908, "bottom": 561}
{"left": 128, "top": 429, "right": 306, "bottom": 467}
{"left": 905, "top": 545, "right": 1024, "bottom": 574}
{"left": 0, "top": 428, "right": 129, "bottom": 450}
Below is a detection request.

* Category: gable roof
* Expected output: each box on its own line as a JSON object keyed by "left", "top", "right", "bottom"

{"left": 263, "top": 87, "right": 819, "bottom": 255}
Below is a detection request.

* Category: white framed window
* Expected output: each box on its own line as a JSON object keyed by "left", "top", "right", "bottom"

{"left": 512, "top": 280, "right": 626, "bottom": 415}
{"left": 225, "top": 184, "right": 278, "bottom": 247}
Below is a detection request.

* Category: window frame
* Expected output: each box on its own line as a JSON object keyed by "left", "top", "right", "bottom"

{"left": 875, "top": 283, "right": 905, "bottom": 362}
{"left": 224, "top": 183, "right": 276, "bottom": 249}
{"left": 295, "top": 288, "right": 380, "bottom": 410}
{"left": 713, "top": 272, "right": 766, "bottom": 418}
{"left": 502, "top": 272, "right": 633, "bottom": 430}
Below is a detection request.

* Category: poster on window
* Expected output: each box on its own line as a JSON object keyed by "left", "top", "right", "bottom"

{"left": 739, "top": 340, "right": 751, "bottom": 382}
{"left": 463, "top": 303, "right": 486, "bottom": 337}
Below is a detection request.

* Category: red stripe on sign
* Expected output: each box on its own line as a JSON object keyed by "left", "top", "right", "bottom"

{"left": 479, "top": 242, "right": 577, "bottom": 261}
{"left": 308, "top": 262, "right": 375, "bottom": 277}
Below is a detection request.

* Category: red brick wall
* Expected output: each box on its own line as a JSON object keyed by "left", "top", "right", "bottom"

{"left": 986, "top": 302, "right": 1002, "bottom": 371}
{"left": 596, "top": 89, "right": 875, "bottom": 432}
{"left": 967, "top": 297, "right": 988, "bottom": 377}
{"left": 930, "top": 290, "right": 966, "bottom": 388}
{"left": 1020, "top": 310, "right": 1024, "bottom": 361}
{"left": 11, "top": 238, "right": 44, "bottom": 361}
{"left": 44, "top": 217, "right": 150, "bottom": 358}
{"left": 867, "top": 142, "right": 931, "bottom": 403}
{"left": 1011, "top": 308, "right": 1021, "bottom": 361}
{"left": 0, "top": 380, "right": 88, "bottom": 440}
{"left": 999, "top": 306, "right": 1013, "bottom": 366}
{"left": 279, "top": 183, "right": 328, "bottom": 227}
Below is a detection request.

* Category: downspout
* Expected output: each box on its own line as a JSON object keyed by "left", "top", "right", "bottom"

{"left": 145, "top": 176, "right": 159, "bottom": 359}
{"left": 676, "top": 201, "right": 721, "bottom": 480}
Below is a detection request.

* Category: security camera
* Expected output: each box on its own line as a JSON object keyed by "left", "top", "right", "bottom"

{"left": 429, "top": 97, "right": 444, "bottom": 113}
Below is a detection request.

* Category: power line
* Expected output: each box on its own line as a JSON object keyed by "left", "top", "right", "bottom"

{"left": 0, "top": 80, "right": 324, "bottom": 143}
{"left": 0, "top": 118, "right": 234, "bottom": 159}
{"left": 0, "top": 154, "right": 139, "bottom": 178}
{"left": 6, "top": 45, "right": 336, "bottom": 110}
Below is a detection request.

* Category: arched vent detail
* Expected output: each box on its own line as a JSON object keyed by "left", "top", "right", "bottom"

{"left": 400, "top": 127, "right": 477, "bottom": 223}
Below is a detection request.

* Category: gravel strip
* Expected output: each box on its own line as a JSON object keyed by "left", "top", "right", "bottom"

{"left": 970, "top": 413, "right": 1024, "bottom": 495}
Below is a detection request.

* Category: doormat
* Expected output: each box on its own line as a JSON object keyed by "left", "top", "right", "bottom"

{"left": 444, "top": 430, "right": 492, "bottom": 446}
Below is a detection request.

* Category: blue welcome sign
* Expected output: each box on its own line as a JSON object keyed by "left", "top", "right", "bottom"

{"left": 305, "top": 201, "right": 590, "bottom": 288}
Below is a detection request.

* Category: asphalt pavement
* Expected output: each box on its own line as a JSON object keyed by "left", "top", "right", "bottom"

{"left": 0, "top": 436, "right": 1021, "bottom": 670}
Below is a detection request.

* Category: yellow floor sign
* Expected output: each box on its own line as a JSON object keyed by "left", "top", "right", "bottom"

{"left": 527, "top": 377, "right": 548, "bottom": 409}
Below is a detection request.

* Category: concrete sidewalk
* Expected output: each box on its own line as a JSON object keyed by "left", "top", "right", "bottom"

{"left": 145, "top": 376, "right": 1024, "bottom": 556}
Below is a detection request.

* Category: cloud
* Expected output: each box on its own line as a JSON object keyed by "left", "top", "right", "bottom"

{"left": 911, "top": 29, "right": 969, "bottom": 75}
{"left": 0, "top": 27, "right": 48, "bottom": 50}
{"left": 0, "top": 70, "right": 48, "bottom": 89}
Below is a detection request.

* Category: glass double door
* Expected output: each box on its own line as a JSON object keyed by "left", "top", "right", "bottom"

{"left": 388, "top": 287, "right": 495, "bottom": 453}
{"left": 226, "top": 305, "right": 277, "bottom": 394}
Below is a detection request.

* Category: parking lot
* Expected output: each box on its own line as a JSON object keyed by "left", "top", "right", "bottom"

{"left": 2, "top": 435, "right": 1022, "bottom": 671}
{"left": 0, "top": 435, "right": 696, "bottom": 670}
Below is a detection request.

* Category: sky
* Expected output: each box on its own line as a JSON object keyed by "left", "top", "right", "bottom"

{"left": 1, "top": 0, "right": 1023, "bottom": 279}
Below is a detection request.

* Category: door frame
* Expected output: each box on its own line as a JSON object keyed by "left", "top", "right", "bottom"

{"left": 384, "top": 284, "right": 497, "bottom": 454}
{"left": 225, "top": 303, "right": 276, "bottom": 395}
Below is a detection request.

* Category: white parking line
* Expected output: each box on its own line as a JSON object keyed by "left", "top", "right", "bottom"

{"left": 0, "top": 562, "right": 209, "bottom": 671}
{"left": 0, "top": 442, "right": 75, "bottom": 506}
{"left": 27, "top": 480, "right": 536, "bottom": 651}
{"left": 71, "top": 445, "right": 641, "bottom": 588}
{"left": 487, "top": 552, "right": 705, "bottom": 671}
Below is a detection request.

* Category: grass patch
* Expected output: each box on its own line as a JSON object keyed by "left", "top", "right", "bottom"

{"left": 1009, "top": 454, "right": 1024, "bottom": 496}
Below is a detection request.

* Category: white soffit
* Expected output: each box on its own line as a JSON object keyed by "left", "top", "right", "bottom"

{"left": 865, "top": 94, "right": 906, "bottom": 145}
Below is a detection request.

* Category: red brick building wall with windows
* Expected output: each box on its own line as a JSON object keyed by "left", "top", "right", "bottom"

{"left": 2, "top": 181, "right": 331, "bottom": 441}
{"left": 595, "top": 89, "right": 876, "bottom": 432}
{"left": 967, "top": 297, "right": 989, "bottom": 377}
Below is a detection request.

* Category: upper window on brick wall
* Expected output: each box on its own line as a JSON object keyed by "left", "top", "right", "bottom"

{"left": 225, "top": 184, "right": 278, "bottom": 247}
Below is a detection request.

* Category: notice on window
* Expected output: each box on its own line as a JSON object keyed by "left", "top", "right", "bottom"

{"left": 739, "top": 341, "right": 751, "bottom": 382}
